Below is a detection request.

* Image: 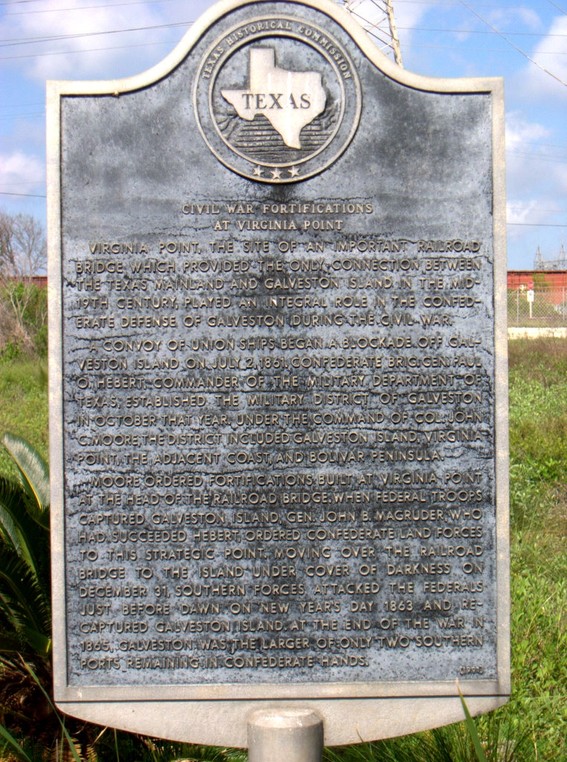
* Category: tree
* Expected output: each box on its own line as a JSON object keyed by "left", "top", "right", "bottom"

{"left": 0, "top": 212, "right": 46, "bottom": 280}
{"left": 0, "top": 211, "right": 47, "bottom": 356}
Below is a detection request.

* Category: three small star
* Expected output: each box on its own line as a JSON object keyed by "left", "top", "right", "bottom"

{"left": 251, "top": 164, "right": 300, "bottom": 180}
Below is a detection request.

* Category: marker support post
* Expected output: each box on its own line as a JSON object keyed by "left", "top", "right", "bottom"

{"left": 247, "top": 709, "right": 324, "bottom": 762}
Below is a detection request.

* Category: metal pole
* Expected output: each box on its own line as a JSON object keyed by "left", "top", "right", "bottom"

{"left": 248, "top": 709, "right": 324, "bottom": 762}
{"left": 343, "top": 1, "right": 403, "bottom": 66}
{"left": 384, "top": 0, "right": 403, "bottom": 67}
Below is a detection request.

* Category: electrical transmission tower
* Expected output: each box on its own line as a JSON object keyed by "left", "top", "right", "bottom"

{"left": 341, "top": 0, "right": 403, "bottom": 67}
{"left": 534, "top": 245, "right": 567, "bottom": 271}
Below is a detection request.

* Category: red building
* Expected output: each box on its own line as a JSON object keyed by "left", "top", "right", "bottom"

{"left": 507, "top": 271, "right": 567, "bottom": 306}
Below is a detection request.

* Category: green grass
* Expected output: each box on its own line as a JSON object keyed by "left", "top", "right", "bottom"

{"left": 505, "top": 339, "right": 567, "bottom": 760}
{"left": 0, "top": 359, "right": 48, "bottom": 480}
{"left": 0, "top": 339, "right": 565, "bottom": 760}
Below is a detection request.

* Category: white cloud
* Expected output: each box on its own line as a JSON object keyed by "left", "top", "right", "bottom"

{"left": 522, "top": 15, "right": 567, "bottom": 97}
{"left": 504, "top": 113, "right": 564, "bottom": 244}
{"left": 505, "top": 113, "right": 551, "bottom": 193}
{"left": 505, "top": 113, "right": 553, "bottom": 189}
{"left": 515, "top": 7, "right": 542, "bottom": 30}
{"left": 553, "top": 163, "right": 567, "bottom": 193}
{"left": 0, "top": 151, "right": 44, "bottom": 194}
{"left": 505, "top": 112, "right": 550, "bottom": 153}
{"left": 507, "top": 199, "right": 546, "bottom": 226}
{"left": 488, "top": 7, "right": 542, "bottom": 32}
{"left": 0, "top": 0, "right": 203, "bottom": 81}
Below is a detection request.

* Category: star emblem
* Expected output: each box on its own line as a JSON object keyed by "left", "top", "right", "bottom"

{"left": 253, "top": 165, "right": 264, "bottom": 177}
{"left": 271, "top": 168, "right": 282, "bottom": 180}
{"left": 288, "top": 166, "right": 300, "bottom": 178}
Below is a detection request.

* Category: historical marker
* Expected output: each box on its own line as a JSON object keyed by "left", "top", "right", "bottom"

{"left": 48, "top": 0, "right": 509, "bottom": 748}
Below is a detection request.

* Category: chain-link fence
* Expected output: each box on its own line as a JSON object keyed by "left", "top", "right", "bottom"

{"left": 508, "top": 286, "right": 567, "bottom": 328}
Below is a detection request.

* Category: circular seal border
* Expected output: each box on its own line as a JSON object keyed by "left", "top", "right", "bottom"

{"left": 194, "top": 16, "right": 361, "bottom": 184}
{"left": 211, "top": 33, "right": 347, "bottom": 170}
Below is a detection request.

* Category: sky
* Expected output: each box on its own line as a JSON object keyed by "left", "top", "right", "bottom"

{"left": 1, "top": 0, "right": 566, "bottom": 270}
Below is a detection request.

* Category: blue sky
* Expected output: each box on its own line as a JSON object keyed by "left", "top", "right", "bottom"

{"left": 1, "top": 0, "right": 566, "bottom": 269}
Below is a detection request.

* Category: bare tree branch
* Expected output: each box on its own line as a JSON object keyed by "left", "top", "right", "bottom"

{"left": 0, "top": 211, "right": 46, "bottom": 279}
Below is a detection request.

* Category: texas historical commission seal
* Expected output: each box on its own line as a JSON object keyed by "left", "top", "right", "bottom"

{"left": 194, "top": 16, "right": 361, "bottom": 183}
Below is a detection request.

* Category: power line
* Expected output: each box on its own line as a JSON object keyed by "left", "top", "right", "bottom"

{"left": 0, "top": 34, "right": 562, "bottom": 63}
{"left": 0, "top": 39, "right": 173, "bottom": 62}
{"left": 398, "top": 25, "right": 567, "bottom": 38}
{"left": 0, "top": 191, "right": 46, "bottom": 198}
{"left": 458, "top": 0, "right": 567, "bottom": 87}
{"left": 509, "top": 222, "right": 567, "bottom": 228}
{"left": 0, "top": 20, "right": 192, "bottom": 48}
{"left": 3, "top": 0, "right": 178, "bottom": 15}
{"left": 0, "top": 179, "right": 45, "bottom": 185}
{"left": 1, "top": 36, "right": 565, "bottom": 64}
{"left": 3, "top": 15, "right": 567, "bottom": 51}
{"left": 545, "top": 0, "right": 567, "bottom": 14}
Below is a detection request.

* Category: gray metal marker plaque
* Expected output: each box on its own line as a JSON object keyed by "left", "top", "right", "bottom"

{"left": 48, "top": 0, "right": 509, "bottom": 747}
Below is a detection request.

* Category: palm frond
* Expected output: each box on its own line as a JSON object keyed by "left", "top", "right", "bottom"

{"left": 0, "top": 631, "right": 34, "bottom": 654}
{"left": 2, "top": 433, "right": 50, "bottom": 528}
{"left": 0, "top": 548, "right": 51, "bottom": 657}
{"left": 0, "top": 477, "right": 45, "bottom": 578}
